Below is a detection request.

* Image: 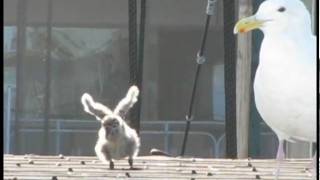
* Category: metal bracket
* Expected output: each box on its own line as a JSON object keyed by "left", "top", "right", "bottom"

{"left": 196, "top": 52, "right": 206, "bottom": 64}
{"left": 206, "top": 0, "right": 217, "bottom": 15}
{"left": 185, "top": 115, "right": 194, "bottom": 121}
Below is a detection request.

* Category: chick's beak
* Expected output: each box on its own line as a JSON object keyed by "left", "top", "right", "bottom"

{"left": 233, "top": 15, "right": 265, "bottom": 34}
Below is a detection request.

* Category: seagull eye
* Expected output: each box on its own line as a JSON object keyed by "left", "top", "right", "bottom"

{"left": 278, "top": 7, "right": 286, "bottom": 12}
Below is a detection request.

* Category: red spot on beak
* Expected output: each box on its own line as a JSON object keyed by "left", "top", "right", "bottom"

{"left": 239, "top": 28, "right": 246, "bottom": 33}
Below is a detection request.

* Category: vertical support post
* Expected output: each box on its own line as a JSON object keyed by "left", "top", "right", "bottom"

{"left": 15, "top": 0, "right": 27, "bottom": 155}
{"left": 235, "top": 0, "right": 253, "bottom": 158}
{"left": 164, "top": 123, "right": 169, "bottom": 153}
{"left": 43, "top": 0, "right": 53, "bottom": 155}
{"left": 223, "top": 0, "right": 237, "bottom": 158}
{"left": 128, "top": 0, "right": 144, "bottom": 134}
{"left": 55, "top": 121, "right": 61, "bottom": 154}
{"left": 5, "top": 86, "right": 13, "bottom": 153}
{"left": 136, "top": 0, "right": 147, "bottom": 133}
{"left": 128, "top": 0, "right": 138, "bottom": 131}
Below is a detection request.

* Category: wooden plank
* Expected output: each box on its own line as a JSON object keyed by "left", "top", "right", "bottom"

{"left": 3, "top": 155, "right": 314, "bottom": 180}
{"left": 235, "top": 0, "right": 253, "bottom": 158}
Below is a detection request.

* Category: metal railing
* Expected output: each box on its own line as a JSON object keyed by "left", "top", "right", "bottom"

{"left": 17, "top": 119, "right": 225, "bottom": 157}
{"left": 4, "top": 86, "right": 314, "bottom": 158}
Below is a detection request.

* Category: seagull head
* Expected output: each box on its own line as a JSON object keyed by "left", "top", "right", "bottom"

{"left": 234, "top": 0, "right": 312, "bottom": 35}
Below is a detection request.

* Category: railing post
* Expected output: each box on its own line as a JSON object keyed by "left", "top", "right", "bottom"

{"left": 5, "top": 86, "right": 13, "bottom": 153}
{"left": 164, "top": 123, "right": 169, "bottom": 153}
{"left": 55, "top": 121, "right": 61, "bottom": 154}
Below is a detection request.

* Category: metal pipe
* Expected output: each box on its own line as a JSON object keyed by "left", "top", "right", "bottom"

{"left": 5, "top": 86, "right": 13, "bottom": 153}
{"left": 223, "top": 0, "right": 237, "bottom": 158}
{"left": 128, "top": 0, "right": 140, "bottom": 133}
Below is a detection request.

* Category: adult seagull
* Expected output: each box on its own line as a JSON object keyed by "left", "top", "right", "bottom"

{"left": 234, "top": 0, "right": 316, "bottom": 178}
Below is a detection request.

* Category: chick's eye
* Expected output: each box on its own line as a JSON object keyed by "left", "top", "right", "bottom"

{"left": 278, "top": 7, "right": 286, "bottom": 12}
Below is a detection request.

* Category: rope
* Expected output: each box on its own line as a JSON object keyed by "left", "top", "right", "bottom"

{"left": 180, "top": 0, "right": 216, "bottom": 156}
{"left": 223, "top": 0, "right": 237, "bottom": 158}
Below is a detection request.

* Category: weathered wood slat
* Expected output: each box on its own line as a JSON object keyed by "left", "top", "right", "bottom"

{"left": 4, "top": 154, "right": 315, "bottom": 180}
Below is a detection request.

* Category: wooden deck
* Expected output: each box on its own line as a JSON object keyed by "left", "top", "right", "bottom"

{"left": 4, "top": 154, "right": 316, "bottom": 180}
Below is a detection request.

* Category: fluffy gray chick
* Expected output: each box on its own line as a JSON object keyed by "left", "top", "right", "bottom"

{"left": 81, "top": 86, "right": 140, "bottom": 169}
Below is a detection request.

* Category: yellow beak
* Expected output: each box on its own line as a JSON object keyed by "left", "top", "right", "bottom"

{"left": 233, "top": 16, "right": 265, "bottom": 34}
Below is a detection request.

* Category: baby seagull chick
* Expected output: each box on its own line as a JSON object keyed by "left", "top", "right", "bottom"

{"left": 81, "top": 86, "right": 141, "bottom": 170}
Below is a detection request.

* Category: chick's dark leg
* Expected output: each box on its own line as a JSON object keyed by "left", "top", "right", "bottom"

{"left": 101, "top": 146, "right": 114, "bottom": 170}
{"left": 128, "top": 157, "right": 133, "bottom": 169}
{"left": 105, "top": 151, "right": 114, "bottom": 170}
{"left": 95, "top": 145, "right": 115, "bottom": 170}
{"left": 109, "top": 160, "right": 114, "bottom": 170}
